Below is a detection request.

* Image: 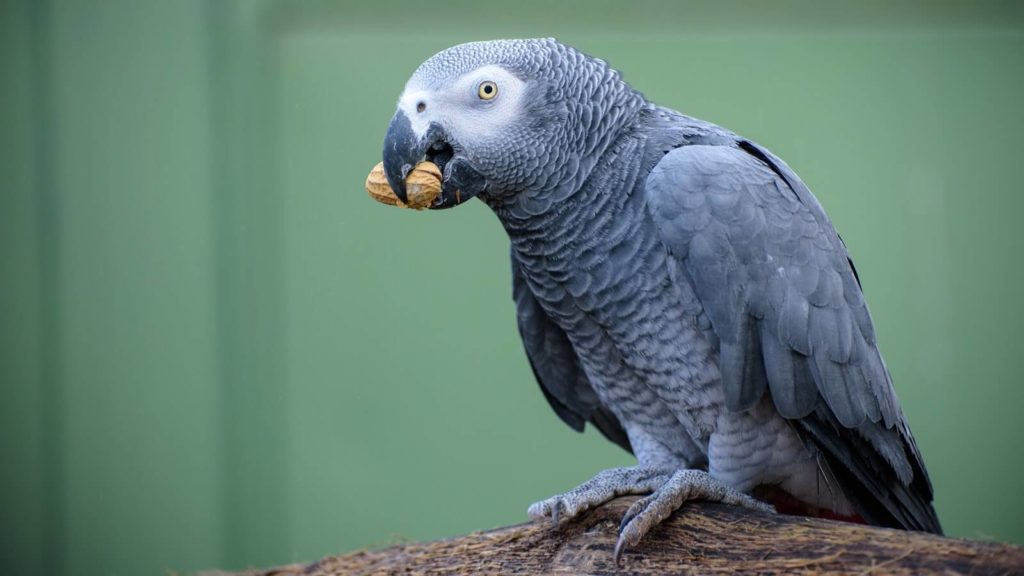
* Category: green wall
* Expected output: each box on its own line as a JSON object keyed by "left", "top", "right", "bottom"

{"left": 1, "top": 1, "right": 1022, "bottom": 574}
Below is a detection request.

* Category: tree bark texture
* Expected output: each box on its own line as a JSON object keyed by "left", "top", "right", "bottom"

{"left": 220, "top": 497, "right": 1024, "bottom": 575}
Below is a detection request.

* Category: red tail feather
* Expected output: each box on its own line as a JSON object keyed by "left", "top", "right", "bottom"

{"left": 756, "top": 486, "right": 867, "bottom": 525}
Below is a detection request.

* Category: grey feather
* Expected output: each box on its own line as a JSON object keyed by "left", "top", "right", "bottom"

{"left": 512, "top": 253, "right": 632, "bottom": 452}
{"left": 720, "top": 314, "right": 769, "bottom": 412}
{"left": 760, "top": 323, "right": 819, "bottom": 419}
{"left": 646, "top": 139, "right": 939, "bottom": 532}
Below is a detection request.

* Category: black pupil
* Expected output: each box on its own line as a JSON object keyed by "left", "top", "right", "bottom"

{"left": 483, "top": 84, "right": 493, "bottom": 94}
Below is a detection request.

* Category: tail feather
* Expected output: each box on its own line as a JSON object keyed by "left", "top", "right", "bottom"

{"left": 795, "top": 408, "right": 943, "bottom": 534}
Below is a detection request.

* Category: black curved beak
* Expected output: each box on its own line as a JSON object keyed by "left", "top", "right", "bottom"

{"left": 382, "top": 110, "right": 421, "bottom": 205}
{"left": 381, "top": 110, "right": 488, "bottom": 209}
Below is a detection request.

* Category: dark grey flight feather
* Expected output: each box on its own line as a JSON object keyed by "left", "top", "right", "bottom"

{"left": 645, "top": 140, "right": 940, "bottom": 533}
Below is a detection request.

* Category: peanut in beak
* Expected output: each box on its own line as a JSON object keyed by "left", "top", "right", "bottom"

{"left": 365, "top": 161, "right": 442, "bottom": 210}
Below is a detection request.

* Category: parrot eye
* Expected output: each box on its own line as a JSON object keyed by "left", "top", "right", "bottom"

{"left": 477, "top": 81, "right": 498, "bottom": 100}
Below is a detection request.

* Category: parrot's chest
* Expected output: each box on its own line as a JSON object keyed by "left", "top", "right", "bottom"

{"left": 521, "top": 243, "right": 824, "bottom": 495}
{"left": 516, "top": 217, "right": 725, "bottom": 447}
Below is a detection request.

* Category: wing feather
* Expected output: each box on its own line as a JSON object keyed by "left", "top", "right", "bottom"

{"left": 646, "top": 142, "right": 940, "bottom": 533}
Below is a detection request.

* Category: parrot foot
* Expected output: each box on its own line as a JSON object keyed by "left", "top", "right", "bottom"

{"left": 613, "top": 468, "right": 775, "bottom": 565}
{"left": 527, "top": 465, "right": 672, "bottom": 526}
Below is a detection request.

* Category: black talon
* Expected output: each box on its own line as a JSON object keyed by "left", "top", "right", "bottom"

{"left": 551, "top": 499, "right": 561, "bottom": 527}
{"left": 618, "top": 498, "right": 646, "bottom": 532}
{"left": 619, "top": 508, "right": 637, "bottom": 532}
{"left": 613, "top": 537, "right": 627, "bottom": 567}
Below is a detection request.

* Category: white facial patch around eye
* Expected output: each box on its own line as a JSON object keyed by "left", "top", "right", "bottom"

{"left": 396, "top": 65, "right": 525, "bottom": 142}
{"left": 398, "top": 86, "right": 434, "bottom": 138}
{"left": 446, "top": 66, "right": 525, "bottom": 148}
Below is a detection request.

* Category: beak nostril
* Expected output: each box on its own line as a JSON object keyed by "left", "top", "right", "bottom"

{"left": 416, "top": 101, "right": 426, "bottom": 113}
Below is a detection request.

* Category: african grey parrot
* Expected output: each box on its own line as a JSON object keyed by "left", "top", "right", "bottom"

{"left": 379, "top": 38, "right": 942, "bottom": 560}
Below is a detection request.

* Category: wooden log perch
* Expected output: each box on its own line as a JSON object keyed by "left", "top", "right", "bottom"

{"left": 220, "top": 497, "right": 1023, "bottom": 575}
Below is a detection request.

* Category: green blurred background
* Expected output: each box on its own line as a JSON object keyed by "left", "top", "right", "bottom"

{"left": 2, "top": 0, "right": 1023, "bottom": 573}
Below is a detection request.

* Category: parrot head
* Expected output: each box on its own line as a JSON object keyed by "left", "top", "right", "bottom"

{"left": 381, "top": 38, "right": 645, "bottom": 211}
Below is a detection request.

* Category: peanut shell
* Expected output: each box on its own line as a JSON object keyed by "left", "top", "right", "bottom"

{"left": 365, "top": 161, "right": 442, "bottom": 210}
